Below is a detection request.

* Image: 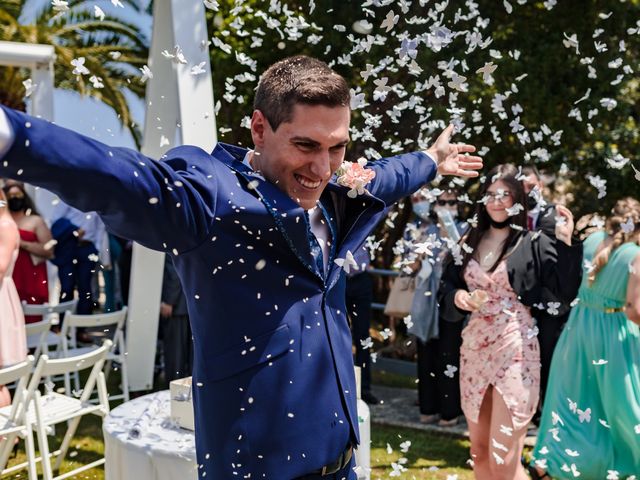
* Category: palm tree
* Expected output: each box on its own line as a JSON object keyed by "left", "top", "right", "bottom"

{"left": 0, "top": 0, "right": 149, "bottom": 146}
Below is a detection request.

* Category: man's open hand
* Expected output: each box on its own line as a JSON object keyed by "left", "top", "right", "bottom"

{"left": 427, "top": 125, "right": 483, "bottom": 178}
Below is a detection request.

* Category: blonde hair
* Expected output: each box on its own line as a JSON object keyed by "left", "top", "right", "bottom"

{"left": 588, "top": 197, "right": 640, "bottom": 285}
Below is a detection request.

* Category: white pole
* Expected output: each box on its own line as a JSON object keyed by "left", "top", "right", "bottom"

{"left": 126, "top": 0, "right": 216, "bottom": 392}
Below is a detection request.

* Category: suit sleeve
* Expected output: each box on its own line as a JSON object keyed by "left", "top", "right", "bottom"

{"left": 0, "top": 106, "right": 217, "bottom": 254}
{"left": 437, "top": 254, "right": 470, "bottom": 323}
{"left": 365, "top": 151, "right": 437, "bottom": 206}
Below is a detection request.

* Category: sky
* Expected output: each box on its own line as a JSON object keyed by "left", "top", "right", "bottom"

{"left": 24, "top": 0, "right": 153, "bottom": 149}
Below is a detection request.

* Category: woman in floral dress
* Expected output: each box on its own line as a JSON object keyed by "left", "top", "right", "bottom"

{"left": 439, "top": 164, "right": 582, "bottom": 479}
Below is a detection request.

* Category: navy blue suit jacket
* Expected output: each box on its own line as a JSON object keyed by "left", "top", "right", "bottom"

{"left": 0, "top": 106, "right": 436, "bottom": 479}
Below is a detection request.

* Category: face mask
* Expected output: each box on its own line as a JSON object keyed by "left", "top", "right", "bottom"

{"left": 412, "top": 201, "right": 431, "bottom": 221}
{"left": 434, "top": 206, "right": 458, "bottom": 219}
{"left": 7, "top": 197, "right": 26, "bottom": 212}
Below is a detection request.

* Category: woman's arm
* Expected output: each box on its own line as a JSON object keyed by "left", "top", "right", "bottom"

{"left": 437, "top": 255, "right": 477, "bottom": 322}
{"left": 19, "top": 216, "right": 54, "bottom": 260}
{"left": 0, "top": 220, "right": 18, "bottom": 278}
{"left": 624, "top": 252, "right": 640, "bottom": 325}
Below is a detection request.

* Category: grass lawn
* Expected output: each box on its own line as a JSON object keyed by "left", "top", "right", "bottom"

{"left": 5, "top": 420, "right": 473, "bottom": 480}
{"left": 370, "top": 424, "right": 473, "bottom": 479}
{"left": 4, "top": 369, "right": 475, "bottom": 479}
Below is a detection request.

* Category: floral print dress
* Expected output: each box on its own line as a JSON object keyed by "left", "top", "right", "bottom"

{"left": 460, "top": 258, "right": 540, "bottom": 430}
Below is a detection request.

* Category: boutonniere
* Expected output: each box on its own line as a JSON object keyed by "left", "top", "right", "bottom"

{"left": 335, "top": 158, "right": 376, "bottom": 198}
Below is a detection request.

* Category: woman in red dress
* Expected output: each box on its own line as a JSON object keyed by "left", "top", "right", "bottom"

{"left": 3, "top": 181, "right": 54, "bottom": 323}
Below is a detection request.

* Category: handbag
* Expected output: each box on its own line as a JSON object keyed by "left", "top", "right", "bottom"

{"left": 384, "top": 275, "right": 417, "bottom": 318}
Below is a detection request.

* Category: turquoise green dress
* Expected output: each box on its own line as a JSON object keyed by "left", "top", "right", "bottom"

{"left": 532, "top": 231, "right": 640, "bottom": 478}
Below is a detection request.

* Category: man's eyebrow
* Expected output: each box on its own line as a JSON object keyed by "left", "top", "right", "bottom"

{"left": 290, "top": 136, "right": 350, "bottom": 148}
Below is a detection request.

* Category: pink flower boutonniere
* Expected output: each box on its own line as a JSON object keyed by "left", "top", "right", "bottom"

{"left": 335, "top": 158, "right": 376, "bottom": 198}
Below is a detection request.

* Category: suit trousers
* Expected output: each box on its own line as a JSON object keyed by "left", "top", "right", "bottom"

{"left": 57, "top": 242, "right": 98, "bottom": 315}
{"left": 345, "top": 271, "right": 373, "bottom": 393}
{"left": 537, "top": 313, "right": 569, "bottom": 407}
{"left": 161, "top": 314, "right": 193, "bottom": 384}
{"left": 416, "top": 318, "right": 463, "bottom": 420}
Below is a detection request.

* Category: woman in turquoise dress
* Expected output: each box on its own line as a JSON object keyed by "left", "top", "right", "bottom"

{"left": 530, "top": 197, "right": 640, "bottom": 479}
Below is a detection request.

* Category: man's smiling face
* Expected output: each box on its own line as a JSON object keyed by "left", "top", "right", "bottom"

{"left": 250, "top": 103, "right": 351, "bottom": 210}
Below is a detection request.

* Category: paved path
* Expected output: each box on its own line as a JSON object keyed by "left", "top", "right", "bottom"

{"left": 369, "top": 385, "right": 537, "bottom": 447}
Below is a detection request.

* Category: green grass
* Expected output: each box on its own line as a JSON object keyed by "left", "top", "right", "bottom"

{"left": 4, "top": 370, "right": 474, "bottom": 479}
{"left": 370, "top": 424, "right": 473, "bottom": 479}
{"left": 372, "top": 369, "right": 418, "bottom": 390}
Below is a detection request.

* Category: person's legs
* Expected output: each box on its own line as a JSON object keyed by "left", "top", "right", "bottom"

{"left": 466, "top": 386, "right": 493, "bottom": 479}
{"left": 346, "top": 272, "right": 375, "bottom": 399}
{"left": 75, "top": 244, "right": 98, "bottom": 314}
{"left": 487, "top": 387, "right": 529, "bottom": 480}
{"left": 536, "top": 316, "right": 565, "bottom": 416}
{"left": 417, "top": 337, "right": 439, "bottom": 420}
{"left": 436, "top": 317, "right": 463, "bottom": 421}
{"left": 57, "top": 261, "right": 75, "bottom": 305}
{"left": 0, "top": 385, "right": 10, "bottom": 408}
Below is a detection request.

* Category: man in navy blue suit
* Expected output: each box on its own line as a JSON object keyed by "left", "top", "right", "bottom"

{"left": 0, "top": 56, "right": 481, "bottom": 479}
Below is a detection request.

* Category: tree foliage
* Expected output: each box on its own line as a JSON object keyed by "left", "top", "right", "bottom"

{"left": 204, "top": 0, "right": 640, "bottom": 222}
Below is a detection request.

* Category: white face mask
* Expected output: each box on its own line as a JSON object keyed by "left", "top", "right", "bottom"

{"left": 412, "top": 201, "right": 431, "bottom": 221}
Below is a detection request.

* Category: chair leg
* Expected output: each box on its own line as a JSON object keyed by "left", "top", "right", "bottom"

{"left": 33, "top": 394, "right": 54, "bottom": 480}
{"left": 120, "top": 357, "right": 130, "bottom": 402}
{"left": 53, "top": 414, "right": 82, "bottom": 471}
{"left": 0, "top": 431, "right": 18, "bottom": 472}
{"left": 25, "top": 429, "right": 38, "bottom": 480}
{"left": 63, "top": 370, "right": 71, "bottom": 397}
{"left": 73, "top": 370, "right": 80, "bottom": 396}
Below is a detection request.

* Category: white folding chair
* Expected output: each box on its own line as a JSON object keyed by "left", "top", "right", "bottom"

{"left": 25, "top": 341, "right": 112, "bottom": 480}
{"left": 23, "top": 300, "right": 79, "bottom": 359}
{"left": 56, "top": 307, "right": 129, "bottom": 402}
{"left": 0, "top": 357, "right": 37, "bottom": 480}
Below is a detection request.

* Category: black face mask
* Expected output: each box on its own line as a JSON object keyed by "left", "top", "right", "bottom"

{"left": 489, "top": 218, "right": 511, "bottom": 229}
{"left": 7, "top": 197, "right": 26, "bottom": 212}
{"left": 526, "top": 195, "right": 538, "bottom": 210}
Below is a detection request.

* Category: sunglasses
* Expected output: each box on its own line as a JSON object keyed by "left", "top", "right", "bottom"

{"left": 437, "top": 199, "right": 457, "bottom": 206}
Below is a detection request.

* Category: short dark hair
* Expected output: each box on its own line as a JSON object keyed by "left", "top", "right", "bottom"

{"left": 254, "top": 55, "right": 350, "bottom": 131}
{"left": 521, "top": 165, "right": 541, "bottom": 180}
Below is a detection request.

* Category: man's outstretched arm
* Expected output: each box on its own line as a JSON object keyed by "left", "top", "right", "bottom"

{"left": 365, "top": 125, "right": 482, "bottom": 206}
{"left": 0, "top": 106, "right": 218, "bottom": 254}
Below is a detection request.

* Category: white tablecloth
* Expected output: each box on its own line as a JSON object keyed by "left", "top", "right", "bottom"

{"left": 103, "top": 390, "right": 371, "bottom": 480}
{"left": 103, "top": 391, "right": 197, "bottom": 480}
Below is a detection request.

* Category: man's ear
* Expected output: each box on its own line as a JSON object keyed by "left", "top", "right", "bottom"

{"left": 250, "top": 110, "right": 269, "bottom": 148}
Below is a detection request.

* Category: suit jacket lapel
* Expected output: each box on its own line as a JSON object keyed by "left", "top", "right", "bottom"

{"left": 212, "top": 143, "right": 322, "bottom": 283}
{"left": 323, "top": 183, "right": 385, "bottom": 287}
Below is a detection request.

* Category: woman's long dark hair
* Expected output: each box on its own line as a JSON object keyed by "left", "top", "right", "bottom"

{"left": 460, "top": 164, "right": 529, "bottom": 274}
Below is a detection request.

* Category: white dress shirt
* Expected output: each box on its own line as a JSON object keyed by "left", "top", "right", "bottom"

{"left": 0, "top": 108, "right": 15, "bottom": 157}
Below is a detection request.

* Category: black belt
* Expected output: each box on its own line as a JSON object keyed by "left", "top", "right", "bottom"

{"left": 309, "top": 445, "right": 353, "bottom": 476}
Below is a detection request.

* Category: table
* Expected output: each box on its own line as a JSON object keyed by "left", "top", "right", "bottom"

{"left": 103, "top": 391, "right": 197, "bottom": 480}
{"left": 103, "top": 390, "right": 371, "bottom": 479}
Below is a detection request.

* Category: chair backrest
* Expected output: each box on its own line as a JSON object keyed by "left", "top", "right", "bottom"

{"left": 26, "top": 341, "right": 112, "bottom": 402}
{"left": 0, "top": 357, "right": 34, "bottom": 425}
{"left": 0, "top": 358, "right": 33, "bottom": 386}
{"left": 24, "top": 317, "right": 52, "bottom": 338}
{"left": 21, "top": 299, "right": 78, "bottom": 317}
{"left": 22, "top": 299, "right": 78, "bottom": 326}
{"left": 60, "top": 307, "right": 127, "bottom": 334}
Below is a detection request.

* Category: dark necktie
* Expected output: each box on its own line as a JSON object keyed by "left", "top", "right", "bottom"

{"left": 528, "top": 215, "right": 534, "bottom": 230}
{"left": 303, "top": 210, "right": 324, "bottom": 276}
